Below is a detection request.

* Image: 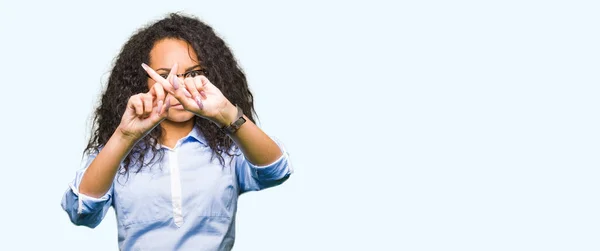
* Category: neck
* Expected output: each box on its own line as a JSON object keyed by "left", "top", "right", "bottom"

{"left": 160, "top": 119, "right": 195, "bottom": 149}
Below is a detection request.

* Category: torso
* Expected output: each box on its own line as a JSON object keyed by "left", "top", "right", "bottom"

{"left": 111, "top": 135, "right": 240, "bottom": 250}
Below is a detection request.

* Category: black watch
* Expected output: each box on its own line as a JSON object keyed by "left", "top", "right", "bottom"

{"left": 220, "top": 104, "right": 246, "bottom": 135}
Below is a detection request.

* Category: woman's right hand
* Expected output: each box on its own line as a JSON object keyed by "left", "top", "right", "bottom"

{"left": 116, "top": 64, "right": 176, "bottom": 142}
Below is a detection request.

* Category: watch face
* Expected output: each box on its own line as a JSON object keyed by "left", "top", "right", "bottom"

{"left": 233, "top": 117, "right": 246, "bottom": 127}
{"left": 223, "top": 116, "right": 246, "bottom": 134}
{"left": 222, "top": 105, "right": 246, "bottom": 134}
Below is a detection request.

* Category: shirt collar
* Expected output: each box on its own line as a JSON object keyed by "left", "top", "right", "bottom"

{"left": 154, "top": 126, "right": 208, "bottom": 150}
{"left": 187, "top": 126, "right": 207, "bottom": 145}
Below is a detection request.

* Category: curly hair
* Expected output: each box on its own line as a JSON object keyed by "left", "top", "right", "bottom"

{"left": 85, "top": 13, "right": 256, "bottom": 174}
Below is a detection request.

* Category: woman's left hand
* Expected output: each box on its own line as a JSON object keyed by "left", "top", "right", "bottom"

{"left": 143, "top": 63, "right": 237, "bottom": 127}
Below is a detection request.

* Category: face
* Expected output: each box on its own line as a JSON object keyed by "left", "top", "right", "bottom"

{"left": 147, "top": 38, "right": 205, "bottom": 123}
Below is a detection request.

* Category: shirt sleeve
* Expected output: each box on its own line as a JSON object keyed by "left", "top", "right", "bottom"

{"left": 60, "top": 152, "right": 114, "bottom": 228}
{"left": 235, "top": 136, "right": 293, "bottom": 194}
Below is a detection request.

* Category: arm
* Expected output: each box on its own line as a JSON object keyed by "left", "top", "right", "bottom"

{"left": 79, "top": 131, "right": 136, "bottom": 198}
{"left": 61, "top": 151, "right": 115, "bottom": 228}
{"left": 216, "top": 105, "right": 293, "bottom": 193}
{"left": 63, "top": 65, "right": 176, "bottom": 227}
{"left": 215, "top": 104, "right": 282, "bottom": 166}
{"left": 61, "top": 131, "right": 133, "bottom": 228}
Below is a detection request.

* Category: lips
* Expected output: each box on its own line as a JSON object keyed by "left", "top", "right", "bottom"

{"left": 170, "top": 103, "right": 183, "bottom": 109}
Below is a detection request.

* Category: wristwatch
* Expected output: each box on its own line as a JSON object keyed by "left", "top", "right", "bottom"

{"left": 221, "top": 104, "right": 246, "bottom": 135}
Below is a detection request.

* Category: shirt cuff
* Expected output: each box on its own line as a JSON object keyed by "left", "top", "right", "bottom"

{"left": 68, "top": 182, "right": 112, "bottom": 215}
{"left": 247, "top": 138, "right": 293, "bottom": 181}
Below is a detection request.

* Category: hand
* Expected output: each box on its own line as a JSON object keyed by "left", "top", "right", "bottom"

{"left": 142, "top": 63, "right": 238, "bottom": 127}
{"left": 116, "top": 65, "right": 176, "bottom": 142}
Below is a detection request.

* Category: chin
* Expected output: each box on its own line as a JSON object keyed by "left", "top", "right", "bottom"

{"left": 166, "top": 110, "right": 195, "bottom": 123}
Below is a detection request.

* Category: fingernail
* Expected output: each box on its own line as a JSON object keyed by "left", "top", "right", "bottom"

{"left": 172, "top": 75, "right": 179, "bottom": 90}
{"left": 157, "top": 100, "right": 163, "bottom": 115}
{"left": 141, "top": 63, "right": 149, "bottom": 70}
{"left": 195, "top": 96, "right": 203, "bottom": 110}
{"left": 182, "top": 88, "right": 192, "bottom": 98}
{"left": 200, "top": 91, "right": 206, "bottom": 99}
{"left": 165, "top": 98, "right": 171, "bottom": 111}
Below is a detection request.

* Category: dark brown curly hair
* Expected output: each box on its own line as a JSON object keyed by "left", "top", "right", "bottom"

{"left": 85, "top": 13, "right": 256, "bottom": 174}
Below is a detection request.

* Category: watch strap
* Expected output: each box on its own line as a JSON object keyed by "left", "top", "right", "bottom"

{"left": 221, "top": 104, "right": 246, "bottom": 135}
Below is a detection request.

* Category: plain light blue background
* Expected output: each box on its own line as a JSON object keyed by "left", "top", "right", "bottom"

{"left": 0, "top": 0, "right": 598, "bottom": 250}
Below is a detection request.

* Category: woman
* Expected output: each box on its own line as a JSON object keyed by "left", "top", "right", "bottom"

{"left": 61, "top": 13, "right": 292, "bottom": 251}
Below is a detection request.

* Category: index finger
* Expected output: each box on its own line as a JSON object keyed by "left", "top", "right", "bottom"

{"left": 141, "top": 63, "right": 178, "bottom": 93}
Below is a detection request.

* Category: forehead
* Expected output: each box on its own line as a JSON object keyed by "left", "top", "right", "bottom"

{"left": 149, "top": 38, "right": 199, "bottom": 68}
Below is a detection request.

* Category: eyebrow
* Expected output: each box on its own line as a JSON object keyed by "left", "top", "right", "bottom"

{"left": 155, "top": 64, "right": 202, "bottom": 73}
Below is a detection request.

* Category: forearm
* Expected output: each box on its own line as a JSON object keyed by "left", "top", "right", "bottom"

{"left": 228, "top": 115, "right": 283, "bottom": 166}
{"left": 79, "top": 131, "right": 136, "bottom": 198}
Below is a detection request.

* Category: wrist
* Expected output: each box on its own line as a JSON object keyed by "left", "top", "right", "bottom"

{"left": 114, "top": 128, "right": 141, "bottom": 148}
{"left": 213, "top": 102, "right": 238, "bottom": 127}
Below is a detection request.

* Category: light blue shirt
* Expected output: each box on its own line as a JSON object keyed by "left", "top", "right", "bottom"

{"left": 61, "top": 127, "right": 292, "bottom": 250}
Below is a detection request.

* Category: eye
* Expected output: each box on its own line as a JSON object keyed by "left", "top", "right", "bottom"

{"left": 159, "top": 74, "right": 169, "bottom": 79}
{"left": 185, "top": 70, "right": 205, "bottom": 78}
